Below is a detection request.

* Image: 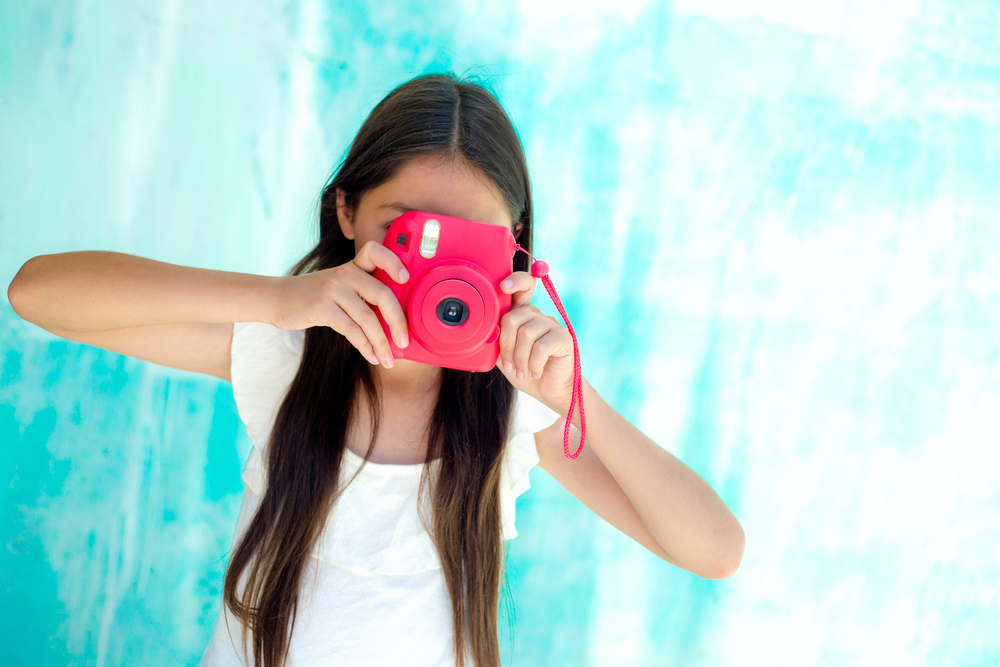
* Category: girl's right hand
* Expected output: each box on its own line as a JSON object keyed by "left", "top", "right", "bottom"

{"left": 268, "top": 241, "right": 410, "bottom": 367}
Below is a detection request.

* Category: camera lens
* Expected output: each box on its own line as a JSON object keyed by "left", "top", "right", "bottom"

{"left": 437, "top": 298, "right": 469, "bottom": 326}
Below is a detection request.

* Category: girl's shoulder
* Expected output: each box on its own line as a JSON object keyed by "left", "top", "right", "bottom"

{"left": 501, "top": 390, "right": 562, "bottom": 540}
{"left": 232, "top": 320, "right": 305, "bottom": 357}
{"left": 510, "top": 389, "right": 561, "bottom": 439}
{"left": 230, "top": 322, "right": 305, "bottom": 451}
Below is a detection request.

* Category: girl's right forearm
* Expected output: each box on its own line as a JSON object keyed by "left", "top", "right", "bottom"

{"left": 7, "top": 251, "right": 282, "bottom": 333}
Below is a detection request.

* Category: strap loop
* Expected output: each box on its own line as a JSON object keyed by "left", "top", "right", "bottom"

{"left": 514, "top": 244, "right": 586, "bottom": 459}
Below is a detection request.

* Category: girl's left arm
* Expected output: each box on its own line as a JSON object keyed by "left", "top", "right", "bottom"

{"left": 539, "top": 378, "right": 745, "bottom": 580}
{"left": 496, "top": 270, "right": 745, "bottom": 579}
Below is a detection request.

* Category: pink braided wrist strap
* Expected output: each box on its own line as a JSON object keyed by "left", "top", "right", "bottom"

{"left": 514, "top": 244, "right": 586, "bottom": 459}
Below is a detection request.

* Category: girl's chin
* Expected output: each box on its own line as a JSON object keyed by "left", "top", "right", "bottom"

{"left": 376, "top": 356, "right": 441, "bottom": 372}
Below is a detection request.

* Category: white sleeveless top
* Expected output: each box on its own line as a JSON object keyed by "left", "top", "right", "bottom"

{"left": 198, "top": 322, "right": 561, "bottom": 667}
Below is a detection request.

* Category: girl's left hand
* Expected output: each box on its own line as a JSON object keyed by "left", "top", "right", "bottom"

{"left": 496, "top": 270, "right": 575, "bottom": 413}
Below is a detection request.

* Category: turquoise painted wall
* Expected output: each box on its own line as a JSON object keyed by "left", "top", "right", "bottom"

{"left": 2, "top": 1, "right": 998, "bottom": 665}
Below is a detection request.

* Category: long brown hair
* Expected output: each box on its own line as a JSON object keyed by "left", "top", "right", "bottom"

{"left": 222, "top": 72, "right": 534, "bottom": 667}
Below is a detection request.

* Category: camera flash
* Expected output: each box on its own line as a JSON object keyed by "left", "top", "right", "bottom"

{"left": 419, "top": 219, "right": 440, "bottom": 259}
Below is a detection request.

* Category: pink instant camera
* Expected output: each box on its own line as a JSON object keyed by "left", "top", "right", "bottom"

{"left": 370, "top": 211, "right": 516, "bottom": 372}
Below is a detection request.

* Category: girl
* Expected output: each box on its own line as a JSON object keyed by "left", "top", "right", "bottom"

{"left": 8, "top": 73, "right": 744, "bottom": 667}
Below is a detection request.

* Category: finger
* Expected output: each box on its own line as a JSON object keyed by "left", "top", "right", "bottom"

{"left": 354, "top": 240, "right": 410, "bottom": 284}
{"left": 336, "top": 290, "right": 398, "bottom": 365}
{"left": 511, "top": 317, "right": 555, "bottom": 380}
{"left": 500, "top": 271, "right": 536, "bottom": 310}
{"left": 527, "top": 327, "right": 569, "bottom": 379}
{"left": 498, "top": 306, "right": 538, "bottom": 373}
{"left": 350, "top": 273, "right": 409, "bottom": 349}
{"left": 325, "top": 305, "right": 382, "bottom": 366}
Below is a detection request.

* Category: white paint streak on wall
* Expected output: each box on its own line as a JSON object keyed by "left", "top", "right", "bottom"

{"left": 112, "top": 0, "right": 180, "bottom": 251}
{"left": 266, "top": 0, "right": 327, "bottom": 276}
{"left": 587, "top": 523, "right": 654, "bottom": 666}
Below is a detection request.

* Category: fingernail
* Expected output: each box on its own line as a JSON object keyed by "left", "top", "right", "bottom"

{"left": 368, "top": 353, "right": 380, "bottom": 365}
{"left": 531, "top": 372, "right": 539, "bottom": 380}
{"left": 384, "top": 355, "right": 394, "bottom": 368}
{"left": 501, "top": 279, "right": 513, "bottom": 290}
{"left": 516, "top": 369, "right": 523, "bottom": 380}
{"left": 400, "top": 334, "right": 409, "bottom": 348}
{"left": 503, "top": 360, "right": 513, "bottom": 373}
{"left": 399, "top": 268, "right": 409, "bottom": 282}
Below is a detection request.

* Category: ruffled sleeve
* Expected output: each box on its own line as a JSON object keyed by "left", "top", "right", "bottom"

{"left": 500, "top": 390, "right": 562, "bottom": 541}
{"left": 230, "top": 321, "right": 306, "bottom": 495}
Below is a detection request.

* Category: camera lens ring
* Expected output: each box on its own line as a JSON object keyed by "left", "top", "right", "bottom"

{"left": 436, "top": 297, "right": 469, "bottom": 326}
{"left": 408, "top": 269, "right": 493, "bottom": 354}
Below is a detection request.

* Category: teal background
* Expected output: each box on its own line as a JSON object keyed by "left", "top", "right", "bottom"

{"left": 2, "top": 0, "right": 999, "bottom": 665}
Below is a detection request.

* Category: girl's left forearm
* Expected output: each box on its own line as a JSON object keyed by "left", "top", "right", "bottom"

{"left": 547, "top": 378, "right": 746, "bottom": 579}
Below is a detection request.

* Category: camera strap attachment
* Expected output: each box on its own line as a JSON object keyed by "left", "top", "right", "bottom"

{"left": 513, "top": 244, "right": 586, "bottom": 460}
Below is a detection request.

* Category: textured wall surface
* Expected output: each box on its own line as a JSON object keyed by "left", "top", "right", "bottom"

{"left": 2, "top": 1, "right": 998, "bottom": 665}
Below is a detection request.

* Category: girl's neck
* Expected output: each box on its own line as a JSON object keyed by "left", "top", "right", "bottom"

{"left": 349, "top": 360, "right": 443, "bottom": 465}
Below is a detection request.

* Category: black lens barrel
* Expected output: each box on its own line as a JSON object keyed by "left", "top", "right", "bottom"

{"left": 436, "top": 297, "right": 469, "bottom": 326}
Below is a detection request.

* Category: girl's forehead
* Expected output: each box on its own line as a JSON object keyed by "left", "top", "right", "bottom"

{"left": 364, "top": 157, "right": 512, "bottom": 228}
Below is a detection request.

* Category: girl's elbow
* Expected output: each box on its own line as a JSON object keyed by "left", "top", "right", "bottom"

{"left": 724, "top": 523, "right": 746, "bottom": 578}
{"left": 8, "top": 266, "right": 33, "bottom": 321}
{"left": 702, "top": 523, "right": 746, "bottom": 580}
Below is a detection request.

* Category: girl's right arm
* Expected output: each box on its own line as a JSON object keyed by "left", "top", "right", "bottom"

{"left": 7, "top": 247, "right": 411, "bottom": 382}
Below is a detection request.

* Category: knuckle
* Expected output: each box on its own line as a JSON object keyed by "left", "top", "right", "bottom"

{"left": 321, "top": 275, "right": 350, "bottom": 298}
{"left": 376, "top": 283, "right": 396, "bottom": 303}
{"left": 358, "top": 308, "right": 381, "bottom": 327}
{"left": 317, "top": 272, "right": 340, "bottom": 290}
{"left": 368, "top": 240, "right": 389, "bottom": 259}
{"left": 343, "top": 321, "right": 364, "bottom": 338}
